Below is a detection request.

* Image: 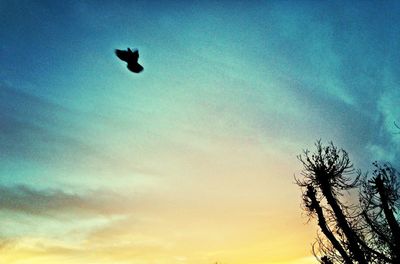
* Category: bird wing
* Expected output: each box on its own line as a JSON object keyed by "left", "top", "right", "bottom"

{"left": 115, "top": 49, "right": 129, "bottom": 62}
{"left": 131, "top": 49, "right": 139, "bottom": 61}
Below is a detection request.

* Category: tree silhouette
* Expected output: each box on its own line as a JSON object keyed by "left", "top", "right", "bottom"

{"left": 296, "top": 141, "right": 399, "bottom": 263}
{"left": 360, "top": 162, "right": 400, "bottom": 263}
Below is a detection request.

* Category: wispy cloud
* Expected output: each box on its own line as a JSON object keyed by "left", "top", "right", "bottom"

{"left": 0, "top": 83, "right": 96, "bottom": 162}
{"left": 0, "top": 83, "right": 156, "bottom": 186}
{"left": 0, "top": 184, "right": 135, "bottom": 217}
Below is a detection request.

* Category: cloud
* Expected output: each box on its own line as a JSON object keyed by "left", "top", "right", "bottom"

{"left": 0, "top": 83, "right": 154, "bottom": 181}
{"left": 0, "top": 83, "right": 93, "bottom": 161}
{"left": 0, "top": 184, "right": 136, "bottom": 217}
{"left": 0, "top": 235, "right": 169, "bottom": 264}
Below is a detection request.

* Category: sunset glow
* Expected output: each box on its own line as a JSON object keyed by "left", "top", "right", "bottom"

{"left": 1, "top": 1, "right": 400, "bottom": 263}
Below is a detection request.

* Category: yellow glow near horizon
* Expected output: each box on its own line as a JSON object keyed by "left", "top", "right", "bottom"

{"left": 4, "top": 1, "right": 394, "bottom": 263}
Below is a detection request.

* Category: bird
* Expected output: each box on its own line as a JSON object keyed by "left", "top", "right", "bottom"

{"left": 115, "top": 48, "right": 143, "bottom": 73}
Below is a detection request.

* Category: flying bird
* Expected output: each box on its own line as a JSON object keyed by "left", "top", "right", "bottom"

{"left": 115, "top": 48, "right": 143, "bottom": 73}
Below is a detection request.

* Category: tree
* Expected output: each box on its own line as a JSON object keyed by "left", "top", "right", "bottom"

{"left": 296, "top": 141, "right": 400, "bottom": 263}
{"left": 360, "top": 162, "right": 400, "bottom": 262}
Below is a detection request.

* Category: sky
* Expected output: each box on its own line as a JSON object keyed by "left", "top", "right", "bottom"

{"left": 1, "top": 0, "right": 400, "bottom": 263}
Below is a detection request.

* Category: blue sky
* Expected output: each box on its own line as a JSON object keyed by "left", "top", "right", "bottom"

{"left": 1, "top": 1, "right": 400, "bottom": 263}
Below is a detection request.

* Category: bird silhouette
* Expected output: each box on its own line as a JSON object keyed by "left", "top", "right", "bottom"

{"left": 115, "top": 48, "right": 143, "bottom": 73}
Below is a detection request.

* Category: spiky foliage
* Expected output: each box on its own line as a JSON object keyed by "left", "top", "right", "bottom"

{"left": 360, "top": 162, "right": 400, "bottom": 262}
{"left": 296, "top": 141, "right": 386, "bottom": 264}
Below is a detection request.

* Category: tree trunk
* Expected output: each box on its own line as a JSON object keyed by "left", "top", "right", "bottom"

{"left": 307, "top": 186, "right": 353, "bottom": 263}
{"left": 375, "top": 176, "right": 400, "bottom": 262}
{"left": 319, "top": 175, "right": 367, "bottom": 264}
